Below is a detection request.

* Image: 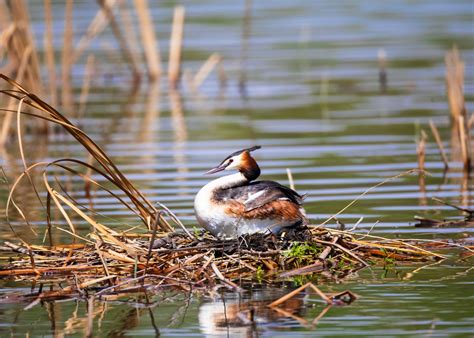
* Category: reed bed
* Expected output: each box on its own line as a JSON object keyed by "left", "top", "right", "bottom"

{"left": 0, "top": 1, "right": 223, "bottom": 148}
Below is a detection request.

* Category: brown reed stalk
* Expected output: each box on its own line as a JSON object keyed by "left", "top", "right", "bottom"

{"left": 134, "top": 0, "right": 161, "bottom": 80}
{"left": 73, "top": 0, "right": 117, "bottom": 63}
{"left": 61, "top": 0, "right": 74, "bottom": 113}
{"left": 445, "top": 46, "right": 466, "bottom": 123}
{"left": 0, "top": 0, "right": 47, "bottom": 138}
{"left": 8, "top": 0, "right": 43, "bottom": 95}
{"left": 43, "top": 0, "right": 57, "bottom": 108}
{"left": 0, "top": 74, "right": 173, "bottom": 232}
{"left": 97, "top": 0, "right": 140, "bottom": 81}
{"left": 444, "top": 46, "right": 472, "bottom": 173}
{"left": 78, "top": 54, "right": 95, "bottom": 119}
{"left": 118, "top": 1, "right": 143, "bottom": 74}
{"left": 417, "top": 130, "right": 427, "bottom": 171}
{"left": 0, "top": 1, "right": 9, "bottom": 30}
{"left": 458, "top": 115, "right": 471, "bottom": 171}
{"left": 286, "top": 168, "right": 295, "bottom": 190}
{"left": 0, "top": 46, "right": 30, "bottom": 146}
{"left": 0, "top": 1, "right": 11, "bottom": 64}
{"left": 417, "top": 130, "right": 427, "bottom": 205}
{"left": 193, "top": 53, "right": 221, "bottom": 89}
{"left": 429, "top": 119, "right": 449, "bottom": 170}
{"left": 168, "top": 6, "right": 185, "bottom": 88}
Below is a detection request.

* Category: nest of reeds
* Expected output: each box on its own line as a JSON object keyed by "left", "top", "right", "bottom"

{"left": 0, "top": 224, "right": 448, "bottom": 301}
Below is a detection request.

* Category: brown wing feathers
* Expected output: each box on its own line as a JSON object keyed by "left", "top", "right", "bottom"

{"left": 224, "top": 199, "right": 303, "bottom": 222}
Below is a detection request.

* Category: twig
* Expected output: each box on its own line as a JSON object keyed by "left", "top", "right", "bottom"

{"left": 144, "top": 212, "right": 161, "bottom": 277}
{"left": 268, "top": 282, "right": 332, "bottom": 306}
{"left": 313, "top": 238, "right": 369, "bottom": 267}
{"left": 211, "top": 262, "right": 241, "bottom": 290}
{"left": 286, "top": 168, "right": 295, "bottom": 190}
{"left": 432, "top": 197, "right": 473, "bottom": 214}
{"left": 318, "top": 236, "right": 339, "bottom": 260}
{"left": 155, "top": 201, "right": 195, "bottom": 239}
{"left": 318, "top": 169, "right": 422, "bottom": 227}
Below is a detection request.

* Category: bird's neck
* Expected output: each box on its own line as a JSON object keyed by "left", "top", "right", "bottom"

{"left": 209, "top": 172, "right": 249, "bottom": 190}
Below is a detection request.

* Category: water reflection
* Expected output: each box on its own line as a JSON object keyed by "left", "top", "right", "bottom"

{"left": 199, "top": 291, "right": 306, "bottom": 337}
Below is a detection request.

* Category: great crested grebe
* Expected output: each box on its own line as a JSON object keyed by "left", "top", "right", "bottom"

{"left": 194, "top": 146, "right": 306, "bottom": 239}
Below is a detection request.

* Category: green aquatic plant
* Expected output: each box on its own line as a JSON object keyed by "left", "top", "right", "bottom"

{"left": 285, "top": 242, "right": 323, "bottom": 264}
{"left": 255, "top": 265, "right": 264, "bottom": 283}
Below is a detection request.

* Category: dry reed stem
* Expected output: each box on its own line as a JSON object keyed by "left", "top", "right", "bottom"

{"left": 0, "top": 24, "right": 16, "bottom": 64}
{"left": 193, "top": 53, "right": 221, "bottom": 89}
{"left": 210, "top": 260, "right": 241, "bottom": 290}
{"left": 458, "top": 116, "right": 471, "bottom": 171}
{"left": 61, "top": 0, "right": 74, "bottom": 112}
{"left": 0, "top": 1, "right": 10, "bottom": 31}
{"left": 0, "top": 264, "right": 99, "bottom": 276}
{"left": 268, "top": 282, "right": 332, "bottom": 307}
{"left": 63, "top": 275, "right": 117, "bottom": 292}
{"left": 286, "top": 168, "right": 295, "bottom": 190}
{"left": 95, "top": 242, "right": 111, "bottom": 277}
{"left": 445, "top": 46, "right": 465, "bottom": 122}
{"left": 417, "top": 130, "right": 427, "bottom": 205}
{"left": 0, "top": 45, "right": 30, "bottom": 146}
{"left": 313, "top": 238, "right": 368, "bottom": 266}
{"left": 429, "top": 119, "right": 449, "bottom": 169}
{"left": 118, "top": 1, "right": 143, "bottom": 74}
{"left": 1, "top": 74, "right": 173, "bottom": 232}
{"left": 417, "top": 129, "right": 427, "bottom": 172}
{"left": 468, "top": 113, "right": 474, "bottom": 129}
{"left": 78, "top": 54, "right": 95, "bottom": 119}
{"left": 330, "top": 230, "right": 448, "bottom": 258}
{"left": 8, "top": 0, "right": 43, "bottom": 95}
{"left": 97, "top": 0, "right": 140, "bottom": 79}
{"left": 318, "top": 169, "right": 421, "bottom": 228}
{"left": 168, "top": 6, "right": 185, "bottom": 88}
{"left": 134, "top": 0, "right": 161, "bottom": 79}
{"left": 73, "top": 0, "right": 117, "bottom": 62}
{"left": 43, "top": 0, "right": 57, "bottom": 108}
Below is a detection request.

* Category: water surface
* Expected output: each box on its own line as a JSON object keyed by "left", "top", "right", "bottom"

{"left": 0, "top": 0, "right": 473, "bottom": 336}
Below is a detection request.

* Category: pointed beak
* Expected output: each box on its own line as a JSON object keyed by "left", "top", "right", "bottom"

{"left": 205, "top": 164, "right": 227, "bottom": 175}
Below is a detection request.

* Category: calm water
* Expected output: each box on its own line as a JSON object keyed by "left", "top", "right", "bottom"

{"left": 0, "top": 0, "right": 473, "bottom": 336}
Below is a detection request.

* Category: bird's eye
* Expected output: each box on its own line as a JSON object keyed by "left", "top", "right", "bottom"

{"left": 227, "top": 159, "right": 233, "bottom": 165}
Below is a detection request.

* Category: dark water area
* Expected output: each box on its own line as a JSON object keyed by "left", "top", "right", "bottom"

{"left": 0, "top": 0, "right": 473, "bottom": 336}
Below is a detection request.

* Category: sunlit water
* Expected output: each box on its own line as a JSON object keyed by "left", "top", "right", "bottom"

{"left": 0, "top": 0, "right": 473, "bottom": 336}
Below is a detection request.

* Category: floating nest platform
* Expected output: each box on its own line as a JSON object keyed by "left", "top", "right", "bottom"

{"left": 0, "top": 225, "right": 452, "bottom": 302}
